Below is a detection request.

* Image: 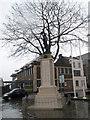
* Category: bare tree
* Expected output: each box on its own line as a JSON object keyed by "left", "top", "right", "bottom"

{"left": 2, "top": 0, "right": 88, "bottom": 60}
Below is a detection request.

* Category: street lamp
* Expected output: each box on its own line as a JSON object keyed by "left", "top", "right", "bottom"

{"left": 70, "top": 42, "right": 77, "bottom": 98}
{"left": 79, "top": 40, "right": 86, "bottom": 99}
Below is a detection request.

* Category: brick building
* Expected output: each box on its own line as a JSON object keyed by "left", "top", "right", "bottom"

{"left": 11, "top": 54, "right": 87, "bottom": 95}
{"left": 55, "top": 54, "right": 73, "bottom": 92}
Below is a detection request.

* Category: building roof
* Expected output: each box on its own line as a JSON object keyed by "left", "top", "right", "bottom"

{"left": 16, "top": 56, "right": 40, "bottom": 74}
{"left": 55, "top": 54, "right": 71, "bottom": 67}
{"left": 10, "top": 73, "right": 17, "bottom": 77}
{"left": 21, "top": 56, "right": 40, "bottom": 69}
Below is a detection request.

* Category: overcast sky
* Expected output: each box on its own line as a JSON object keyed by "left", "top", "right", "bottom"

{"left": 0, "top": 0, "right": 89, "bottom": 81}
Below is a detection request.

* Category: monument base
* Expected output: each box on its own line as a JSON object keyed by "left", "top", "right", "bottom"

{"left": 29, "top": 56, "right": 63, "bottom": 110}
{"left": 29, "top": 86, "right": 62, "bottom": 110}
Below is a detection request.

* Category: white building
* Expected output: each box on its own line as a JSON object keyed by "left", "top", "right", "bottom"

{"left": 69, "top": 57, "right": 87, "bottom": 97}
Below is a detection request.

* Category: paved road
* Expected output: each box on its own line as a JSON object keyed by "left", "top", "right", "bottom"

{"left": 1, "top": 95, "right": 90, "bottom": 119}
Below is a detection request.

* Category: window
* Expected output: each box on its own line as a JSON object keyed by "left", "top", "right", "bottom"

{"left": 67, "top": 81, "right": 71, "bottom": 88}
{"left": 37, "top": 80, "right": 41, "bottom": 87}
{"left": 67, "top": 68, "right": 70, "bottom": 74}
{"left": 54, "top": 67, "right": 57, "bottom": 79}
{"left": 27, "top": 69, "right": 29, "bottom": 76}
{"left": 26, "top": 70, "right": 28, "bottom": 76}
{"left": 58, "top": 67, "right": 61, "bottom": 75}
{"left": 30, "top": 66, "right": 33, "bottom": 74}
{"left": 74, "top": 70, "right": 81, "bottom": 76}
{"left": 73, "top": 62, "right": 75, "bottom": 68}
{"left": 65, "top": 82, "right": 67, "bottom": 86}
{"left": 28, "top": 69, "right": 30, "bottom": 75}
{"left": 37, "top": 67, "right": 40, "bottom": 79}
{"left": 61, "top": 68, "right": 64, "bottom": 73}
{"left": 68, "top": 68, "right": 72, "bottom": 74}
{"left": 55, "top": 80, "right": 57, "bottom": 86}
{"left": 76, "top": 80, "right": 79, "bottom": 86}
{"left": 63, "top": 68, "right": 65, "bottom": 74}
{"left": 65, "top": 68, "right": 68, "bottom": 74}
{"left": 25, "top": 70, "right": 26, "bottom": 76}
{"left": 78, "top": 62, "right": 81, "bottom": 68}
{"left": 67, "top": 68, "right": 72, "bottom": 74}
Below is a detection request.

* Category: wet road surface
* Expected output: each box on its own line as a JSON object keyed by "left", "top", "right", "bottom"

{"left": 2, "top": 98, "right": 23, "bottom": 118}
{"left": 1, "top": 95, "right": 90, "bottom": 119}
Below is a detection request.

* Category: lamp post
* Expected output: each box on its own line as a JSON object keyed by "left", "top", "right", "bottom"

{"left": 70, "top": 42, "right": 77, "bottom": 98}
{"left": 79, "top": 40, "right": 86, "bottom": 99}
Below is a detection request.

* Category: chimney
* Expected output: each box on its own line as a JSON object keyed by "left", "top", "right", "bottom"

{"left": 59, "top": 54, "right": 62, "bottom": 58}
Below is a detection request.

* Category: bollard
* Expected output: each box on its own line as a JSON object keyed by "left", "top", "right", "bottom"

{"left": 22, "top": 97, "right": 28, "bottom": 118}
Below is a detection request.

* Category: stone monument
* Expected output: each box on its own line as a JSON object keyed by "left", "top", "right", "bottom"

{"left": 29, "top": 54, "right": 62, "bottom": 109}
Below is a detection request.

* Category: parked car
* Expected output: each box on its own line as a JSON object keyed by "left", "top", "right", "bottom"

{"left": 3, "top": 88, "right": 27, "bottom": 100}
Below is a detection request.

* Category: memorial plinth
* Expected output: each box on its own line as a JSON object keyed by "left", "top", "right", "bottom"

{"left": 30, "top": 55, "right": 62, "bottom": 109}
